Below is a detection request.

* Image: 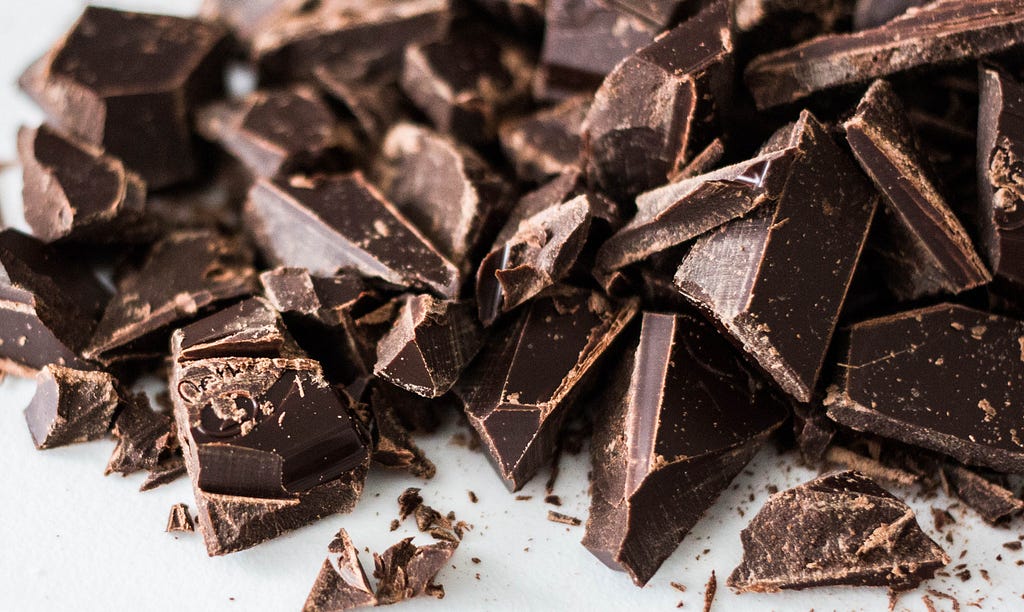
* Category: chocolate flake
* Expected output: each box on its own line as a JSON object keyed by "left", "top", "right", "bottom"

{"left": 166, "top": 503, "right": 195, "bottom": 533}
{"left": 703, "top": 571, "right": 717, "bottom": 612}
{"left": 941, "top": 464, "right": 1024, "bottom": 524}
{"left": 106, "top": 392, "right": 176, "bottom": 476}
{"left": 24, "top": 365, "right": 120, "bottom": 449}
{"left": 140, "top": 453, "right": 187, "bottom": 492}
{"left": 373, "top": 538, "right": 457, "bottom": 605}
{"left": 398, "top": 488, "right": 424, "bottom": 521}
{"left": 499, "top": 95, "right": 589, "bottom": 183}
{"left": 547, "top": 511, "right": 581, "bottom": 526}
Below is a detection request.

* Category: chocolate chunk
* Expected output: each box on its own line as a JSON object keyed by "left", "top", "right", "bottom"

{"left": 941, "top": 464, "right": 1024, "bottom": 524}
{"left": 377, "top": 123, "right": 509, "bottom": 265}
{"left": 853, "top": 0, "right": 927, "bottom": 29}
{"left": 675, "top": 111, "right": 878, "bottom": 402}
{"left": 166, "top": 503, "right": 195, "bottom": 533}
{"left": 106, "top": 392, "right": 176, "bottom": 476}
{"left": 728, "top": 471, "right": 949, "bottom": 592}
{"left": 400, "top": 26, "right": 533, "bottom": 144}
{"left": 826, "top": 304, "right": 1024, "bottom": 473}
{"left": 745, "top": 0, "right": 1024, "bottom": 109}
{"left": 844, "top": 80, "right": 990, "bottom": 300}
{"left": 581, "top": 0, "right": 734, "bottom": 199}
{"left": 368, "top": 383, "right": 437, "bottom": 478}
{"left": 175, "top": 297, "right": 289, "bottom": 362}
{"left": 313, "top": 60, "right": 405, "bottom": 143}
{"left": 197, "top": 86, "right": 354, "bottom": 179}
{"left": 583, "top": 311, "right": 787, "bottom": 586}
{"left": 19, "top": 7, "right": 227, "bottom": 188}
{"left": 373, "top": 538, "right": 456, "bottom": 605}
{"left": 85, "top": 231, "right": 256, "bottom": 364}
{"left": 978, "top": 65, "right": 1024, "bottom": 291}
{"left": 735, "top": 0, "right": 854, "bottom": 55}
{"left": 499, "top": 95, "right": 589, "bottom": 183}
{"left": 18, "top": 124, "right": 149, "bottom": 244}
{"left": 0, "top": 229, "right": 109, "bottom": 376}
{"left": 455, "top": 288, "right": 638, "bottom": 490}
{"left": 374, "top": 295, "right": 483, "bottom": 398}
{"left": 24, "top": 365, "right": 120, "bottom": 449}
{"left": 140, "top": 454, "right": 187, "bottom": 492}
{"left": 245, "top": 173, "right": 460, "bottom": 297}
{"left": 303, "top": 528, "right": 377, "bottom": 612}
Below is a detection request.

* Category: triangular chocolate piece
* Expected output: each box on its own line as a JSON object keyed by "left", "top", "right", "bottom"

{"left": 302, "top": 528, "right": 377, "bottom": 611}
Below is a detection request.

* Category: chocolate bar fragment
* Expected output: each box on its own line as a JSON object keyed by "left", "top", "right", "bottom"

{"left": 377, "top": 123, "right": 509, "bottom": 265}
{"left": 373, "top": 538, "right": 456, "bottom": 604}
{"left": 853, "top": 0, "right": 927, "bottom": 29}
{"left": 166, "top": 503, "right": 195, "bottom": 533}
{"left": 454, "top": 288, "right": 638, "bottom": 490}
{"left": 374, "top": 295, "right": 483, "bottom": 398}
{"left": 583, "top": 311, "right": 787, "bottom": 586}
{"left": 826, "top": 304, "right": 1024, "bottom": 473}
{"left": 24, "top": 365, "right": 120, "bottom": 449}
{"left": 582, "top": 0, "right": 734, "bottom": 199}
{"left": 175, "top": 297, "right": 288, "bottom": 361}
{"left": 499, "top": 95, "right": 589, "bottom": 183}
{"left": 0, "top": 229, "right": 108, "bottom": 376}
{"left": 844, "top": 80, "right": 990, "bottom": 300}
{"left": 314, "top": 60, "right": 405, "bottom": 143}
{"left": 18, "top": 124, "right": 149, "bottom": 244}
{"left": 728, "top": 471, "right": 948, "bottom": 592}
{"left": 734, "top": 0, "right": 854, "bottom": 55}
{"left": 106, "top": 392, "right": 176, "bottom": 476}
{"left": 745, "top": 0, "right": 1024, "bottom": 109}
{"left": 19, "top": 7, "right": 227, "bottom": 188}
{"left": 941, "top": 464, "right": 1024, "bottom": 524}
{"left": 85, "top": 231, "right": 256, "bottom": 364}
{"left": 245, "top": 173, "right": 460, "bottom": 298}
{"left": 197, "top": 86, "right": 354, "bottom": 179}
{"left": 978, "top": 65, "right": 1024, "bottom": 291}
{"left": 675, "top": 111, "right": 878, "bottom": 402}
{"left": 141, "top": 454, "right": 188, "bottom": 492}
{"left": 303, "top": 529, "right": 378, "bottom": 612}
{"left": 366, "top": 382, "right": 437, "bottom": 478}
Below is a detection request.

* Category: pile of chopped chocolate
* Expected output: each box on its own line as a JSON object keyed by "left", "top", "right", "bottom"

{"left": 11, "top": 0, "right": 1024, "bottom": 608}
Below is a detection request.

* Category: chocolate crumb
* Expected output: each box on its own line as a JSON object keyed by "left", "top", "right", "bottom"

{"left": 515, "top": 495, "right": 532, "bottom": 501}
{"left": 166, "top": 503, "right": 194, "bottom": 533}
{"left": 545, "top": 495, "right": 562, "bottom": 506}
{"left": 547, "top": 511, "right": 581, "bottom": 526}
{"left": 670, "top": 582, "right": 687, "bottom": 593}
{"left": 956, "top": 569, "right": 972, "bottom": 582}
{"left": 932, "top": 507, "right": 956, "bottom": 532}
{"left": 390, "top": 519, "right": 400, "bottom": 532}
{"left": 703, "top": 571, "right": 717, "bottom": 612}
{"left": 398, "top": 488, "right": 423, "bottom": 521}
{"left": 1005, "top": 541, "right": 1023, "bottom": 551}
{"left": 468, "top": 491, "right": 478, "bottom": 503}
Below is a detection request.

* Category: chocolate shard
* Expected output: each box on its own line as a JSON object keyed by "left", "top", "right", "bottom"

{"left": 174, "top": 297, "right": 290, "bottom": 362}
{"left": 853, "top": 0, "right": 927, "bottom": 29}
{"left": 0, "top": 229, "right": 109, "bottom": 376}
{"left": 583, "top": 311, "right": 788, "bottom": 586}
{"left": 978, "top": 65, "right": 1024, "bottom": 291}
{"left": 377, "top": 123, "right": 510, "bottom": 265}
{"left": 941, "top": 464, "right": 1024, "bottom": 524}
{"left": 141, "top": 454, "right": 187, "bottom": 492}
{"left": 374, "top": 295, "right": 483, "bottom": 399}
{"left": 18, "top": 124, "right": 149, "bottom": 244}
{"left": 735, "top": 0, "right": 855, "bottom": 54}
{"left": 303, "top": 529, "right": 378, "bottom": 612}
{"left": 24, "top": 365, "right": 120, "bottom": 449}
{"left": 400, "top": 25, "right": 533, "bottom": 144}
{"left": 728, "top": 471, "right": 948, "bottom": 592}
{"left": 197, "top": 86, "right": 354, "bottom": 179}
{"left": 245, "top": 173, "right": 460, "bottom": 298}
{"left": 166, "top": 503, "right": 195, "bottom": 533}
{"left": 313, "top": 60, "right": 405, "bottom": 143}
{"left": 373, "top": 538, "right": 457, "bottom": 605}
{"left": 106, "top": 392, "right": 176, "bottom": 476}
{"left": 581, "top": 0, "right": 734, "bottom": 199}
{"left": 454, "top": 288, "right": 638, "bottom": 490}
{"left": 365, "top": 382, "right": 437, "bottom": 478}
{"left": 18, "top": 7, "right": 227, "bottom": 188}
{"left": 476, "top": 195, "right": 595, "bottom": 326}
{"left": 825, "top": 304, "right": 1024, "bottom": 473}
{"left": 674, "top": 110, "right": 878, "bottom": 402}
{"left": 844, "top": 80, "right": 990, "bottom": 300}
{"left": 745, "top": 0, "right": 1024, "bottom": 110}
{"left": 85, "top": 231, "right": 256, "bottom": 364}
{"left": 499, "top": 95, "right": 589, "bottom": 183}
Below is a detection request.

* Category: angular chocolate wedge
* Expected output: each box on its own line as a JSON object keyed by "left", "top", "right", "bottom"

{"left": 675, "top": 111, "right": 878, "bottom": 402}
{"left": 373, "top": 538, "right": 456, "bottom": 604}
{"left": 728, "top": 471, "right": 948, "bottom": 592}
{"left": 844, "top": 80, "right": 989, "bottom": 300}
{"left": 499, "top": 95, "right": 589, "bottom": 183}
{"left": 166, "top": 503, "right": 195, "bottom": 533}
{"left": 745, "top": 0, "right": 1024, "bottom": 109}
{"left": 303, "top": 529, "right": 378, "bottom": 611}
{"left": 106, "top": 392, "right": 176, "bottom": 476}
{"left": 583, "top": 311, "right": 788, "bottom": 586}
{"left": 245, "top": 173, "right": 460, "bottom": 298}
{"left": 826, "top": 304, "right": 1024, "bottom": 473}
{"left": 24, "top": 365, "right": 120, "bottom": 449}
{"left": 175, "top": 297, "right": 288, "bottom": 361}
{"left": 941, "top": 464, "right": 1024, "bottom": 524}
{"left": 0, "top": 229, "right": 108, "bottom": 376}
{"left": 582, "top": 0, "right": 733, "bottom": 199}
{"left": 18, "top": 124, "right": 149, "bottom": 244}
{"left": 18, "top": 7, "right": 227, "bottom": 188}
{"left": 374, "top": 295, "right": 483, "bottom": 399}
{"left": 85, "top": 231, "right": 256, "bottom": 364}
{"left": 313, "top": 60, "right": 405, "bottom": 142}
{"left": 454, "top": 288, "right": 638, "bottom": 490}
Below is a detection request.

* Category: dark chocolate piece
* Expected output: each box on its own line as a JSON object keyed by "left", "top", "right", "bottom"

{"left": 199, "top": 0, "right": 307, "bottom": 44}
{"left": 175, "top": 297, "right": 288, "bottom": 362}
{"left": 941, "top": 464, "right": 1024, "bottom": 524}
{"left": 398, "top": 487, "right": 424, "bottom": 521}
{"left": 145, "top": 152, "right": 250, "bottom": 233}
{"left": 373, "top": 538, "right": 456, "bottom": 605}
{"left": 367, "top": 383, "right": 437, "bottom": 478}
{"left": 581, "top": 0, "right": 733, "bottom": 199}
{"left": 374, "top": 295, "right": 483, "bottom": 398}
{"left": 825, "top": 304, "right": 1024, "bottom": 473}
{"left": 673, "top": 138, "right": 725, "bottom": 182}
{"left": 583, "top": 311, "right": 787, "bottom": 586}
{"left": 24, "top": 365, "right": 120, "bottom": 449}
{"left": 548, "top": 511, "right": 582, "bottom": 526}
{"left": 18, "top": 124, "right": 149, "bottom": 243}
{"left": 728, "top": 471, "right": 949, "bottom": 592}
{"left": 106, "top": 392, "right": 176, "bottom": 476}
{"left": 745, "top": 0, "right": 1024, "bottom": 109}
{"left": 85, "top": 231, "right": 256, "bottom": 364}
{"left": 166, "top": 503, "right": 195, "bottom": 533}
{"left": 377, "top": 123, "right": 509, "bottom": 264}
{"left": 313, "top": 60, "right": 405, "bottom": 142}
{"left": 303, "top": 529, "right": 378, "bottom": 611}
{"left": 245, "top": 173, "right": 460, "bottom": 298}
{"left": 702, "top": 571, "right": 717, "bottom": 612}
{"left": 140, "top": 454, "right": 187, "bottom": 492}
{"left": 455, "top": 288, "right": 638, "bottom": 490}
{"left": 844, "top": 80, "right": 990, "bottom": 300}
{"left": 675, "top": 111, "right": 877, "bottom": 402}
{"left": 499, "top": 95, "right": 589, "bottom": 183}
{"left": 823, "top": 447, "right": 919, "bottom": 486}
{"left": 735, "top": 0, "right": 854, "bottom": 54}
{"left": 853, "top": 0, "right": 927, "bottom": 29}
{"left": 19, "top": 7, "right": 227, "bottom": 188}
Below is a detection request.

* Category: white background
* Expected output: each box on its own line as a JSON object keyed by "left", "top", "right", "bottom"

{"left": 0, "top": 2, "right": 1021, "bottom": 611}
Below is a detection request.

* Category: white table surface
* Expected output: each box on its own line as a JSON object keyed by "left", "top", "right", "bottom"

{"left": 0, "top": 2, "right": 1021, "bottom": 611}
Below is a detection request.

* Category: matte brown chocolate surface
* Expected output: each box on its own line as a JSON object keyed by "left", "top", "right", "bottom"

{"left": 373, "top": 538, "right": 455, "bottom": 604}
{"left": 24, "top": 365, "right": 120, "bottom": 450}
{"left": 499, "top": 95, "right": 589, "bottom": 183}
{"left": 303, "top": 529, "right": 377, "bottom": 611}
{"left": 941, "top": 464, "right": 1024, "bottom": 524}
